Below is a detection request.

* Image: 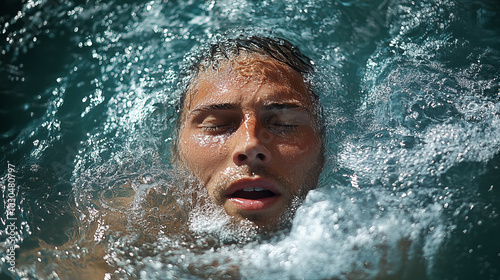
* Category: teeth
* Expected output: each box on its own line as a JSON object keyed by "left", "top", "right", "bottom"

{"left": 242, "top": 186, "right": 266, "bottom": 192}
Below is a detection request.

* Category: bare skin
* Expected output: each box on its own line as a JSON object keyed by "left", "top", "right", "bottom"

{"left": 177, "top": 54, "right": 323, "bottom": 232}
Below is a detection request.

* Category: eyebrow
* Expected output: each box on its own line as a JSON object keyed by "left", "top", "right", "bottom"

{"left": 262, "top": 102, "right": 302, "bottom": 111}
{"left": 189, "top": 101, "right": 311, "bottom": 116}
{"left": 189, "top": 103, "right": 238, "bottom": 114}
{"left": 263, "top": 101, "right": 313, "bottom": 117}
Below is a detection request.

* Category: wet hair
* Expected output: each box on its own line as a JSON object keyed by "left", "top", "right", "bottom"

{"left": 173, "top": 34, "right": 323, "bottom": 163}
{"left": 183, "top": 35, "right": 315, "bottom": 81}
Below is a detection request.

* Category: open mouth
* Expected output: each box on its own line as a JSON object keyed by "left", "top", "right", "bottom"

{"left": 230, "top": 186, "right": 277, "bottom": 200}
{"left": 225, "top": 178, "right": 281, "bottom": 212}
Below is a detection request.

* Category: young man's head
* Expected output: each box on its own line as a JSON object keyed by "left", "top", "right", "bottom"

{"left": 175, "top": 35, "right": 324, "bottom": 232}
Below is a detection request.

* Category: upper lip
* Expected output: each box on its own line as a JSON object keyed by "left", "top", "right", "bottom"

{"left": 224, "top": 177, "right": 281, "bottom": 198}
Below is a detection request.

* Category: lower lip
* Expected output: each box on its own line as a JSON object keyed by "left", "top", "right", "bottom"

{"left": 228, "top": 196, "right": 280, "bottom": 212}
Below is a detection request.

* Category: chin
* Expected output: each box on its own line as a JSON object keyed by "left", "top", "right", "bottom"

{"left": 228, "top": 203, "right": 298, "bottom": 234}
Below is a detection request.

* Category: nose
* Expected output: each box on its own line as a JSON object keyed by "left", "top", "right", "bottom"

{"left": 232, "top": 116, "right": 271, "bottom": 167}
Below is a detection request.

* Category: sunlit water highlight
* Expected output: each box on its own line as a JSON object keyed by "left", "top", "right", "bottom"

{"left": 1, "top": 0, "right": 499, "bottom": 279}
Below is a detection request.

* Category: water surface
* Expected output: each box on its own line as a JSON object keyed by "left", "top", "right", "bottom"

{"left": 1, "top": 0, "right": 499, "bottom": 279}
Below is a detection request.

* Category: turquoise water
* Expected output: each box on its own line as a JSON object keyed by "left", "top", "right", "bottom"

{"left": 1, "top": 0, "right": 499, "bottom": 279}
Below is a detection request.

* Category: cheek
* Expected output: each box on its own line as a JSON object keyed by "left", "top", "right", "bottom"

{"left": 274, "top": 135, "right": 322, "bottom": 177}
{"left": 179, "top": 132, "right": 228, "bottom": 179}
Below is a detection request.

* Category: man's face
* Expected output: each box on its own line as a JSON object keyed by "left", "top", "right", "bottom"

{"left": 178, "top": 54, "right": 323, "bottom": 231}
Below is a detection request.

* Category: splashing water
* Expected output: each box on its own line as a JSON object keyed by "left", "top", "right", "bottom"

{"left": 1, "top": 0, "right": 499, "bottom": 279}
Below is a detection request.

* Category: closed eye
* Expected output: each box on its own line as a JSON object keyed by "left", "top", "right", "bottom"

{"left": 197, "top": 114, "right": 238, "bottom": 134}
{"left": 270, "top": 123, "right": 298, "bottom": 129}
{"left": 265, "top": 110, "right": 304, "bottom": 134}
{"left": 201, "top": 123, "right": 234, "bottom": 133}
{"left": 268, "top": 123, "right": 299, "bottom": 134}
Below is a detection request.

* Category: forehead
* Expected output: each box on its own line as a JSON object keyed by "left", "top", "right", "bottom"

{"left": 185, "top": 54, "right": 313, "bottom": 110}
